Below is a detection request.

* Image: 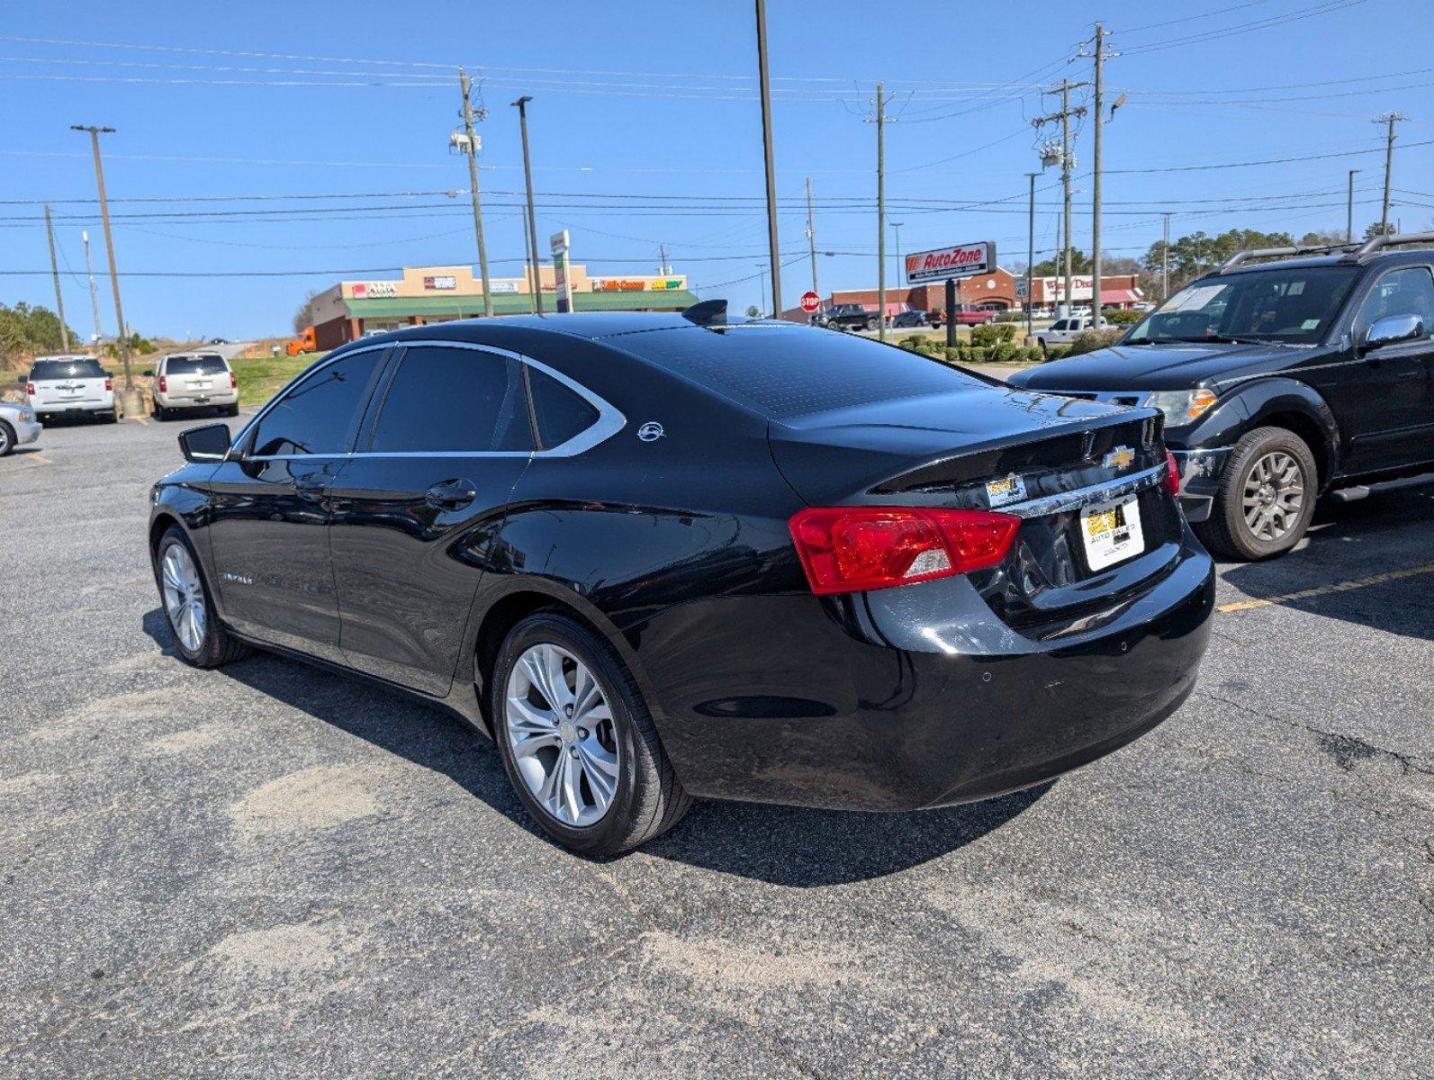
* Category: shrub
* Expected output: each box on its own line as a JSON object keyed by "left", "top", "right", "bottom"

{"left": 971, "top": 322, "right": 1017, "bottom": 348}
{"left": 1104, "top": 308, "right": 1142, "bottom": 326}
{"left": 1067, "top": 328, "right": 1123, "bottom": 356}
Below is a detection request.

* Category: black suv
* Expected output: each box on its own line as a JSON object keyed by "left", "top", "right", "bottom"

{"left": 1010, "top": 233, "right": 1434, "bottom": 560}
{"left": 815, "top": 303, "right": 878, "bottom": 332}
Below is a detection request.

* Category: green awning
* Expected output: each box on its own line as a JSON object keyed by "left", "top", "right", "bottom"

{"left": 344, "top": 290, "right": 699, "bottom": 319}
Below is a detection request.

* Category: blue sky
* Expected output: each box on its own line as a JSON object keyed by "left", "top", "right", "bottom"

{"left": 3, "top": 0, "right": 1432, "bottom": 338}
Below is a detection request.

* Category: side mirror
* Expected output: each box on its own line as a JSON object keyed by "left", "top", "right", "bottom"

{"left": 1363, "top": 313, "right": 1424, "bottom": 353}
{"left": 178, "top": 422, "right": 232, "bottom": 463}
{"left": 17, "top": 374, "right": 28, "bottom": 385}
{"left": 143, "top": 369, "right": 154, "bottom": 377}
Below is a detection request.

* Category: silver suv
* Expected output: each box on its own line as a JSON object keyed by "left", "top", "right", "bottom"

{"left": 149, "top": 353, "right": 239, "bottom": 421}
{"left": 26, "top": 355, "right": 116, "bottom": 423}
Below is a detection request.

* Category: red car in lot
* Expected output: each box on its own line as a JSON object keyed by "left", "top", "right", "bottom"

{"left": 929, "top": 306, "right": 1001, "bottom": 329}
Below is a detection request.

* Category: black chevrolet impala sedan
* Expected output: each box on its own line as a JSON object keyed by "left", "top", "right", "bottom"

{"left": 148, "top": 306, "right": 1214, "bottom": 854}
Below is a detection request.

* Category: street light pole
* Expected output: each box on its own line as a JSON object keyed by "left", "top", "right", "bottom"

{"left": 754, "top": 0, "right": 782, "bottom": 317}
{"left": 44, "top": 206, "right": 70, "bottom": 351}
{"left": 1025, "top": 172, "right": 1037, "bottom": 341}
{"left": 1346, "top": 169, "right": 1360, "bottom": 241}
{"left": 72, "top": 124, "right": 137, "bottom": 414}
{"left": 82, "top": 230, "right": 102, "bottom": 345}
{"left": 890, "top": 221, "right": 903, "bottom": 311}
{"left": 512, "top": 96, "right": 543, "bottom": 314}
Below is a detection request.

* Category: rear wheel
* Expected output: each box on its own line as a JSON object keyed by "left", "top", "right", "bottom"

{"left": 155, "top": 525, "right": 250, "bottom": 668}
{"left": 490, "top": 612, "right": 691, "bottom": 855}
{"left": 154, "top": 403, "right": 168, "bottom": 421}
{"left": 1196, "top": 426, "right": 1317, "bottom": 561}
{"left": 225, "top": 403, "right": 240, "bottom": 417}
{"left": 0, "top": 421, "right": 14, "bottom": 457}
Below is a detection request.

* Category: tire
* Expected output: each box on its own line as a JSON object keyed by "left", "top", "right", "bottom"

{"left": 154, "top": 403, "right": 168, "bottom": 421}
{"left": 0, "top": 420, "right": 14, "bottom": 457}
{"left": 490, "top": 612, "right": 691, "bottom": 855}
{"left": 865, "top": 318, "right": 877, "bottom": 332}
{"left": 104, "top": 410, "right": 118, "bottom": 424}
{"left": 225, "top": 403, "right": 240, "bottom": 417}
{"left": 1194, "top": 426, "right": 1318, "bottom": 561}
{"left": 154, "top": 525, "right": 251, "bottom": 668}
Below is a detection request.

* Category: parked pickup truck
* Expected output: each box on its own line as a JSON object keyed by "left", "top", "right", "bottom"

{"left": 25, "top": 355, "right": 117, "bottom": 424}
{"left": 1035, "top": 315, "right": 1109, "bottom": 352}
{"left": 930, "top": 306, "right": 1001, "bottom": 330}
{"left": 814, "top": 304, "right": 879, "bottom": 332}
{"left": 1009, "top": 233, "right": 1434, "bottom": 560}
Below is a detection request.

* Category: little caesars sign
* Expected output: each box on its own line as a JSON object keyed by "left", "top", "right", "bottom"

{"left": 904, "top": 241, "right": 995, "bottom": 284}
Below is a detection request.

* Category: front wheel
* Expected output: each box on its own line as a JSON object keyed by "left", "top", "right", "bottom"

{"left": 1195, "top": 426, "right": 1318, "bottom": 561}
{"left": 154, "top": 526, "right": 251, "bottom": 668}
{"left": 0, "top": 421, "right": 14, "bottom": 457}
{"left": 491, "top": 612, "right": 691, "bottom": 855}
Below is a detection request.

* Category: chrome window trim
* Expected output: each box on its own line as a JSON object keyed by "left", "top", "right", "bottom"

{"left": 230, "top": 339, "right": 625, "bottom": 463}
{"left": 1002, "top": 463, "right": 1166, "bottom": 519}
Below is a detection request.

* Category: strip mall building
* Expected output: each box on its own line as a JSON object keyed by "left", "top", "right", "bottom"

{"left": 303, "top": 264, "right": 699, "bottom": 350}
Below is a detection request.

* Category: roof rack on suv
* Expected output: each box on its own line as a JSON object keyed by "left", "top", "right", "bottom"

{"left": 1348, "top": 230, "right": 1434, "bottom": 262}
{"left": 1218, "top": 242, "right": 1357, "bottom": 273}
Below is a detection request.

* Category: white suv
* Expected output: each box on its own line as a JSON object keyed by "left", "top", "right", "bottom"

{"left": 149, "top": 353, "right": 239, "bottom": 421}
{"left": 26, "top": 355, "right": 117, "bottom": 423}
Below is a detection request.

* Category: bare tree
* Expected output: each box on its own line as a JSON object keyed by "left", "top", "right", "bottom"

{"left": 292, "top": 290, "right": 321, "bottom": 334}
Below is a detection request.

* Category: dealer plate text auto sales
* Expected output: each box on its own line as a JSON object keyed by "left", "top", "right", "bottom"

{"left": 1080, "top": 497, "right": 1144, "bottom": 571}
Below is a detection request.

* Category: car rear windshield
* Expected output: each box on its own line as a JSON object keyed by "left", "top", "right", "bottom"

{"left": 1126, "top": 265, "right": 1361, "bottom": 345}
{"left": 613, "top": 324, "right": 981, "bottom": 419}
{"left": 30, "top": 358, "right": 105, "bottom": 380}
{"left": 164, "top": 356, "right": 228, "bottom": 374}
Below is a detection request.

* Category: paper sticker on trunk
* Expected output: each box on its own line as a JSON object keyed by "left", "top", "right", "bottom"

{"left": 1080, "top": 496, "right": 1145, "bottom": 571}
{"left": 985, "top": 474, "right": 1027, "bottom": 507}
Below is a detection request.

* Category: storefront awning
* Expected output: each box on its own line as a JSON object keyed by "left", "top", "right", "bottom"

{"left": 1099, "top": 288, "right": 1143, "bottom": 305}
{"left": 345, "top": 290, "right": 699, "bottom": 319}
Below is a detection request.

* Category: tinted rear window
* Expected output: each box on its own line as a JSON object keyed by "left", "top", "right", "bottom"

{"left": 164, "top": 355, "right": 228, "bottom": 375}
{"left": 528, "top": 367, "right": 599, "bottom": 449}
{"left": 612, "top": 325, "right": 979, "bottom": 419}
{"left": 31, "top": 358, "right": 104, "bottom": 380}
{"left": 370, "top": 345, "right": 531, "bottom": 453}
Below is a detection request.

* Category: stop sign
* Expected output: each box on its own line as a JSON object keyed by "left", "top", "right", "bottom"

{"left": 799, "top": 290, "right": 821, "bottom": 313}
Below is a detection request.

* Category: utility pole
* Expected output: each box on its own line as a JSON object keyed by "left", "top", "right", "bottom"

{"left": 1032, "top": 80, "right": 1087, "bottom": 318}
{"left": 754, "top": 0, "right": 782, "bottom": 317}
{"left": 1089, "top": 24, "right": 1115, "bottom": 327}
{"left": 1162, "top": 213, "right": 1172, "bottom": 300}
{"left": 1346, "top": 169, "right": 1360, "bottom": 241}
{"left": 804, "top": 177, "right": 819, "bottom": 298}
{"left": 82, "top": 230, "right": 102, "bottom": 346}
{"left": 756, "top": 264, "right": 768, "bottom": 317}
{"left": 1026, "top": 173, "right": 1037, "bottom": 341}
{"left": 1375, "top": 113, "right": 1406, "bottom": 236}
{"left": 72, "top": 124, "right": 137, "bottom": 412}
{"left": 511, "top": 95, "right": 543, "bottom": 314}
{"left": 43, "top": 206, "right": 70, "bottom": 351}
{"left": 458, "top": 69, "right": 494, "bottom": 317}
{"left": 874, "top": 82, "right": 888, "bottom": 342}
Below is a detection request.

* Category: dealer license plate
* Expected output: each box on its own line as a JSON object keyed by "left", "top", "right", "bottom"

{"left": 1080, "top": 496, "right": 1144, "bottom": 571}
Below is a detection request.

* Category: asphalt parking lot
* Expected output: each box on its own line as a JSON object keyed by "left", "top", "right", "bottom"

{"left": 2, "top": 414, "right": 1431, "bottom": 1079}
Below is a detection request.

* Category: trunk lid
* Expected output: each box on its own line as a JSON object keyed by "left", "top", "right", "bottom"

{"left": 768, "top": 384, "right": 1184, "bottom": 631}
{"left": 32, "top": 375, "right": 108, "bottom": 407}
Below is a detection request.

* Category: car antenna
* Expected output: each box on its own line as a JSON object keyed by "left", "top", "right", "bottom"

{"left": 681, "top": 299, "right": 727, "bottom": 326}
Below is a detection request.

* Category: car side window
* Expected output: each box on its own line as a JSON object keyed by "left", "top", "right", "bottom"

{"left": 527, "top": 366, "right": 599, "bottom": 449}
{"left": 1052, "top": 320, "right": 1068, "bottom": 331}
{"left": 249, "top": 348, "right": 383, "bottom": 457}
{"left": 1357, "top": 266, "right": 1434, "bottom": 339}
{"left": 370, "top": 345, "right": 532, "bottom": 453}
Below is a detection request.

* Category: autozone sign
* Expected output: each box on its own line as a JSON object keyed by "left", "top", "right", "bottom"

{"left": 905, "top": 241, "right": 995, "bottom": 284}
{"left": 351, "top": 281, "right": 398, "bottom": 298}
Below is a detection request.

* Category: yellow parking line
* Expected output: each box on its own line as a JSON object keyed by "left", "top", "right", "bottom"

{"left": 22, "top": 453, "right": 53, "bottom": 465}
{"left": 1218, "top": 563, "right": 1434, "bottom": 613}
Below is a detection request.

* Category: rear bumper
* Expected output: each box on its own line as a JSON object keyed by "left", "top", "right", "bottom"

{"left": 13, "top": 417, "right": 42, "bottom": 445}
{"left": 156, "top": 390, "right": 239, "bottom": 408}
{"left": 35, "top": 398, "right": 113, "bottom": 415}
{"left": 647, "top": 539, "right": 1215, "bottom": 811}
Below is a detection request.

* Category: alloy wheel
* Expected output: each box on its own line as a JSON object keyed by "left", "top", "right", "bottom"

{"left": 160, "top": 542, "right": 208, "bottom": 653}
{"left": 0, "top": 426, "right": 11, "bottom": 455}
{"left": 504, "top": 642, "right": 621, "bottom": 827}
{"left": 1241, "top": 450, "right": 1304, "bottom": 542}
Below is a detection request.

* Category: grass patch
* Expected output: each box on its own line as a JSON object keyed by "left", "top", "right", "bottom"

{"left": 231, "top": 352, "right": 325, "bottom": 407}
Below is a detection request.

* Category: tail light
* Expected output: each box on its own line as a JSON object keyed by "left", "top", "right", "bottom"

{"left": 25, "top": 382, "right": 35, "bottom": 396}
{"left": 229, "top": 371, "right": 237, "bottom": 389}
{"left": 1165, "top": 450, "right": 1181, "bottom": 497}
{"left": 158, "top": 375, "right": 168, "bottom": 393}
{"left": 789, "top": 506, "right": 1020, "bottom": 595}
{"left": 104, "top": 376, "right": 113, "bottom": 391}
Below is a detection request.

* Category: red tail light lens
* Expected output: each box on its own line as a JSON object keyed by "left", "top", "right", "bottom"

{"left": 158, "top": 375, "right": 168, "bottom": 393}
{"left": 1165, "top": 450, "right": 1181, "bottom": 497}
{"left": 25, "top": 382, "right": 35, "bottom": 396}
{"left": 229, "top": 371, "right": 237, "bottom": 389}
{"left": 789, "top": 506, "right": 1020, "bottom": 595}
{"left": 104, "top": 376, "right": 113, "bottom": 391}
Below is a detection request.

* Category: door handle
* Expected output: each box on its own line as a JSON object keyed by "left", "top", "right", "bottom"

{"left": 425, "top": 478, "right": 478, "bottom": 511}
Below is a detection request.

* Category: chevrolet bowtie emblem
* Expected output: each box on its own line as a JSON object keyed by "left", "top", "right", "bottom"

{"left": 1103, "top": 445, "right": 1135, "bottom": 470}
